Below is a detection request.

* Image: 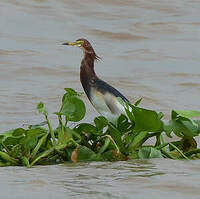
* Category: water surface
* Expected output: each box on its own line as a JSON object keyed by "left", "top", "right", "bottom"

{"left": 1, "top": 159, "right": 200, "bottom": 199}
{"left": 1, "top": 0, "right": 200, "bottom": 198}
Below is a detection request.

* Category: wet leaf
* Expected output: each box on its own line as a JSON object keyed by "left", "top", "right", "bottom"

{"left": 21, "top": 156, "right": 30, "bottom": 167}
{"left": 60, "top": 96, "right": 86, "bottom": 122}
{"left": 3, "top": 136, "right": 22, "bottom": 146}
{"left": 94, "top": 116, "right": 108, "bottom": 131}
{"left": 102, "top": 150, "right": 125, "bottom": 161}
{"left": 128, "top": 131, "right": 148, "bottom": 151}
{"left": 12, "top": 128, "right": 26, "bottom": 137}
{"left": 138, "top": 147, "right": 163, "bottom": 159}
{"left": 168, "top": 119, "right": 199, "bottom": 137}
{"left": 58, "top": 126, "right": 73, "bottom": 144}
{"left": 98, "top": 137, "right": 110, "bottom": 154}
{"left": 108, "top": 123, "right": 125, "bottom": 153}
{"left": 117, "top": 114, "right": 134, "bottom": 133}
{"left": 37, "top": 102, "right": 45, "bottom": 114}
{"left": 64, "top": 88, "right": 78, "bottom": 96}
{"left": 132, "top": 106, "right": 163, "bottom": 132}
{"left": 163, "top": 120, "right": 173, "bottom": 138}
{"left": 0, "top": 151, "right": 19, "bottom": 164}
{"left": 31, "top": 134, "right": 48, "bottom": 158}
{"left": 10, "top": 144, "right": 23, "bottom": 158}
{"left": 74, "top": 123, "right": 99, "bottom": 136}
{"left": 134, "top": 98, "right": 142, "bottom": 106}
{"left": 20, "top": 129, "right": 46, "bottom": 150}
{"left": 173, "top": 110, "right": 200, "bottom": 118}
{"left": 72, "top": 146, "right": 103, "bottom": 162}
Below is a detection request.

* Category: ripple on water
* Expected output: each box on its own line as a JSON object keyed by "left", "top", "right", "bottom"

{"left": 1, "top": 159, "right": 200, "bottom": 199}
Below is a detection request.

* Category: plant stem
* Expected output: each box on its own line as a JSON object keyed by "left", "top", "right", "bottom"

{"left": 156, "top": 142, "right": 169, "bottom": 150}
{"left": 161, "top": 149, "right": 176, "bottom": 159}
{"left": 58, "top": 115, "right": 65, "bottom": 144}
{"left": 169, "top": 143, "right": 190, "bottom": 160}
{"left": 98, "top": 137, "right": 110, "bottom": 154}
{"left": 102, "top": 135, "right": 120, "bottom": 153}
{"left": 44, "top": 113, "right": 56, "bottom": 146}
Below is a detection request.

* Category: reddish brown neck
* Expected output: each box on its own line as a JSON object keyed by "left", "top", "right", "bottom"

{"left": 80, "top": 52, "right": 97, "bottom": 98}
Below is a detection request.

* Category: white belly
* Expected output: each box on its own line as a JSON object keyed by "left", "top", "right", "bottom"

{"left": 90, "top": 88, "right": 127, "bottom": 122}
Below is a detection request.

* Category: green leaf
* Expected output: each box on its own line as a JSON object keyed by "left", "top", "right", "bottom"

{"left": 138, "top": 147, "right": 163, "bottom": 159}
{"left": 37, "top": 102, "right": 45, "bottom": 114}
{"left": 169, "top": 137, "right": 197, "bottom": 153}
{"left": 94, "top": 116, "right": 108, "bottom": 131}
{"left": 1, "top": 128, "right": 26, "bottom": 147}
{"left": 74, "top": 123, "right": 99, "bottom": 136}
{"left": 58, "top": 126, "right": 73, "bottom": 144}
{"left": 101, "top": 150, "right": 124, "bottom": 161}
{"left": 0, "top": 129, "right": 15, "bottom": 140}
{"left": 20, "top": 129, "right": 46, "bottom": 150}
{"left": 128, "top": 131, "right": 148, "bottom": 151}
{"left": 98, "top": 138, "right": 110, "bottom": 154}
{"left": 117, "top": 114, "right": 134, "bottom": 133}
{"left": 60, "top": 96, "right": 86, "bottom": 122}
{"left": 28, "top": 121, "right": 47, "bottom": 130}
{"left": 170, "top": 110, "right": 200, "bottom": 137}
{"left": 21, "top": 156, "right": 30, "bottom": 167}
{"left": 167, "top": 115, "right": 200, "bottom": 138}
{"left": 31, "top": 134, "right": 48, "bottom": 158}
{"left": 64, "top": 88, "right": 78, "bottom": 96}
{"left": 173, "top": 110, "right": 200, "bottom": 118}
{"left": 107, "top": 123, "right": 125, "bottom": 153}
{"left": 62, "top": 88, "right": 81, "bottom": 105}
{"left": 158, "top": 112, "right": 164, "bottom": 119}
{"left": 75, "top": 146, "right": 103, "bottom": 162}
{"left": 3, "top": 137, "right": 23, "bottom": 146}
{"left": 134, "top": 98, "right": 142, "bottom": 106}
{"left": 163, "top": 120, "right": 173, "bottom": 138}
{"left": 125, "top": 104, "right": 135, "bottom": 122}
{"left": 132, "top": 106, "right": 163, "bottom": 132}
{"left": 0, "top": 151, "right": 19, "bottom": 164}
{"left": 12, "top": 128, "right": 26, "bottom": 137}
{"left": 10, "top": 144, "right": 23, "bottom": 158}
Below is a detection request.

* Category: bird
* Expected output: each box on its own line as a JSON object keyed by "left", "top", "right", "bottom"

{"left": 62, "top": 38, "right": 130, "bottom": 122}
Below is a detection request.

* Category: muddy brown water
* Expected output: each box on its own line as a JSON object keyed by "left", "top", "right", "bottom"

{"left": 1, "top": 0, "right": 200, "bottom": 198}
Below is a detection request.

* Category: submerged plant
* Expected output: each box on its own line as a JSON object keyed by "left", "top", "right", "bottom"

{"left": 0, "top": 88, "right": 200, "bottom": 167}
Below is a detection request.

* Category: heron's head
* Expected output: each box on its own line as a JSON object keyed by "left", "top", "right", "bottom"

{"left": 62, "top": 38, "right": 100, "bottom": 60}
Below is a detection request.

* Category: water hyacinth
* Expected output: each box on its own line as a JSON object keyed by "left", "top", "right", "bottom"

{"left": 0, "top": 88, "right": 200, "bottom": 167}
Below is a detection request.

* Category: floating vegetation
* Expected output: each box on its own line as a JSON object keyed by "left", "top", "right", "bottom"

{"left": 0, "top": 88, "right": 200, "bottom": 167}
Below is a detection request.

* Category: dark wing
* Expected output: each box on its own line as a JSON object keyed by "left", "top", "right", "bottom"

{"left": 93, "top": 78, "right": 130, "bottom": 103}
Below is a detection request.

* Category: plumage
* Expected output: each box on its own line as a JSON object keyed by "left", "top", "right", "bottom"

{"left": 63, "top": 39, "right": 130, "bottom": 122}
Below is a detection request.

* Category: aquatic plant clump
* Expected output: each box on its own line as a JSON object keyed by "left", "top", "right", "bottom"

{"left": 0, "top": 88, "right": 200, "bottom": 167}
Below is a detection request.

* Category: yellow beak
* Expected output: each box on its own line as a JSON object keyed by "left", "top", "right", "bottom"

{"left": 62, "top": 41, "right": 77, "bottom": 46}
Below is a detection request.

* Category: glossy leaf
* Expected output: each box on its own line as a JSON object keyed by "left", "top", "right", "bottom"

{"left": 172, "top": 110, "right": 200, "bottom": 119}
{"left": 37, "top": 102, "right": 45, "bottom": 114}
{"left": 138, "top": 147, "right": 163, "bottom": 159}
{"left": 128, "top": 131, "right": 148, "bottom": 151}
{"left": 94, "top": 116, "right": 108, "bottom": 131}
{"left": 134, "top": 98, "right": 142, "bottom": 106}
{"left": 107, "top": 123, "right": 125, "bottom": 153}
{"left": 117, "top": 114, "right": 134, "bottom": 133}
{"left": 132, "top": 106, "right": 163, "bottom": 132}
{"left": 60, "top": 96, "right": 86, "bottom": 122}
{"left": 74, "top": 123, "right": 99, "bottom": 136}
{"left": 72, "top": 146, "right": 103, "bottom": 162}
